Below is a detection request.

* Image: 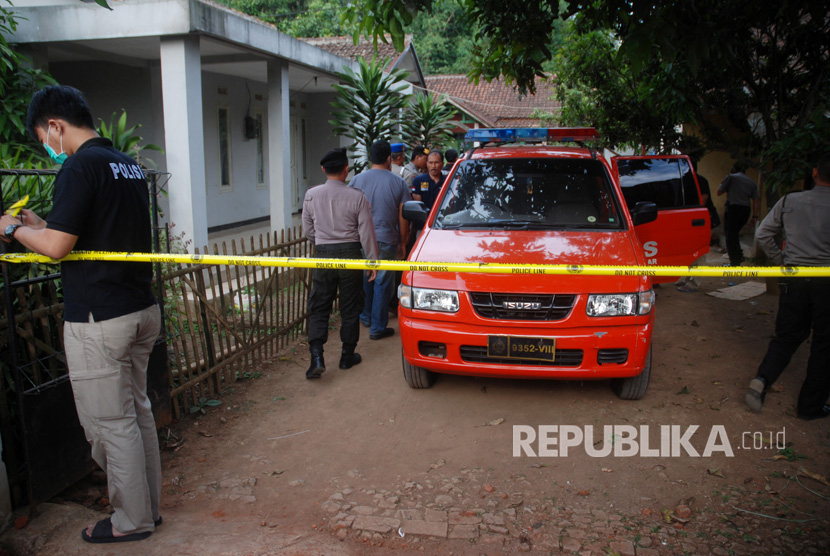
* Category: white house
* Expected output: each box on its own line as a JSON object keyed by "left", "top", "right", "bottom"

{"left": 8, "top": 0, "right": 401, "bottom": 249}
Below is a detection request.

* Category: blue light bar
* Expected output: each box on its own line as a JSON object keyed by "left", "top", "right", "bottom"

{"left": 464, "top": 127, "right": 600, "bottom": 144}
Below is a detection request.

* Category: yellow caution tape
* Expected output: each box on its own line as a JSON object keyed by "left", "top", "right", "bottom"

{"left": 1, "top": 251, "right": 829, "bottom": 278}
{"left": 4, "top": 195, "right": 29, "bottom": 217}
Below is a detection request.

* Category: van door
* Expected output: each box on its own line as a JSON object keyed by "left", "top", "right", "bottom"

{"left": 610, "top": 155, "right": 710, "bottom": 282}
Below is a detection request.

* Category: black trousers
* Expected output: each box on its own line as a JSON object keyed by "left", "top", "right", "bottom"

{"left": 723, "top": 204, "right": 750, "bottom": 265}
{"left": 756, "top": 277, "right": 830, "bottom": 415}
{"left": 307, "top": 243, "right": 365, "bottom": 351}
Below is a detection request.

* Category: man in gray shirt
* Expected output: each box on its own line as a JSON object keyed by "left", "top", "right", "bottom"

{"left": 717, "top": 162, "right": 760, "bottom": 265}
{"left": 302, "top": 148, "right": 378, "bottom": 379}
{"left": 746, "top": 154, "right": 830, "bottom": 420}
{"left": 391, "top": 143, "right": 407, "bottom": 179}
{"left": 350, "top": 140, "right": 412, "bottom": 340}
{"left": 401, "top": 146, "right": 429, "bottom": 189}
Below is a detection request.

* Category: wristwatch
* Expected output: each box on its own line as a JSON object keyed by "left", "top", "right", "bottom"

{"left": 4, "top": 224, "right": 21, "bottom": 240}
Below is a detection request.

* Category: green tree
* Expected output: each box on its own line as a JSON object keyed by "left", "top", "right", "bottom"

{"left": 329, "top": 57, "right": 411, "bottom": 173}
{"left": 347, "top": 0, "right": 830, "bottom": 196}
{"left": 402, "top": 0, "right": 476, "bottom": 75}
{"left": 550, "top": 27, "right": 695, "bottom": 154}
{"left": 345, "top": 0, "right": 573, "bottom": 94}
{"left": 573, "top": 1, "right": 830, "bottom": 195}
{"left": 1, "top": 0, "right": 55, "bottom": 167}
{"left": 215, "top": 0, "right": 352, "bottom": 35}
{"left": 401, "top": 91, "right": 455, "bottom": 150}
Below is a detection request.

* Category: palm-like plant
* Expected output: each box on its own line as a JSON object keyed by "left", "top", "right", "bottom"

{"left": 97, "top": 110, "right": 164, "bottom": 168}
{"left": 401, "top": 91, "right": 457, "bottom": 151}
{"left": 329, "top": 57, "right": 411, "bottom": 173}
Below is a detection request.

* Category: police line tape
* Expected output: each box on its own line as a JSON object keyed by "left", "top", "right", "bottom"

{"left": 2, "top": 251, "right": 829, "bottom": 278}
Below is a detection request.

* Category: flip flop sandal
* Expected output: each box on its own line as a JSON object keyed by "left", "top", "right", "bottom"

{"left": 81, "top": 517, "right": 152, "bottom": 544}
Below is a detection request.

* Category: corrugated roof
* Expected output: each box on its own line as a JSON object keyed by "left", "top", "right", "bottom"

{"left": 425, "top": 75, "right": 560, "bottom": 128}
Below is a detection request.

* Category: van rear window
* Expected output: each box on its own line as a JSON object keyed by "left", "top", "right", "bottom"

{"left": 617, "top": 157, "right": 700, "bottom": 209}
{"left": 434, "top": 158, "right": 624, "bottom": 230}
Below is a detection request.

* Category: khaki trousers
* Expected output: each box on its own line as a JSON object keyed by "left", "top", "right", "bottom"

{"left": 64, "top": 304, "right": 162, "bottom": 534}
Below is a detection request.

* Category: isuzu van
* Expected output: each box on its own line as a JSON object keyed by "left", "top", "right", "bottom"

{"left": 398, "top": 128, "right": 709, "bottom": 399}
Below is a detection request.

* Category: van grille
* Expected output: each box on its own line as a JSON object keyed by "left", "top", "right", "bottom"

{"left": 460, "top": 346, "right": 583, "bottom": 367}
{"left": 469, "top": 292, "right": 577, "bottom": 321}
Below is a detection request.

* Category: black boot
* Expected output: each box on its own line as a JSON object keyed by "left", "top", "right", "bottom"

{"left": 339, "top": 348, "right": 362, "bottom": 369}
{"left": 306, "top": 348, "right": 326, "bottom": 379}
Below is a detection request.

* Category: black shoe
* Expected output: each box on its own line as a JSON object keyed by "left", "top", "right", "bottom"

{"left": 796, "top": 405, "right": 830, "bottom": 421}
{"left": 370, "top": 328, "right": 395, "bottom": 340}
{"left": 305, "top": 352, "right": 326, "bottom": 379}
{"left": 745, "top": 377, "right": 766, "bottom": 413}
{"left": 339, "top": 352, "right": 362, "bottom": 369}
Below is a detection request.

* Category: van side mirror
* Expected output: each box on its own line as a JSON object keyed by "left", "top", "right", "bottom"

{"left": 403, "top": 200, "right": 429, "bottom": 224}
{"left": 631, "top": 201, "right": 658, "bottom": 226}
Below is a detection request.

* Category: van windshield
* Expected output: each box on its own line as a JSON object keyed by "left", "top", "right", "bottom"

{"left": 434, "top": 158, "right": 624, "bottom": 230}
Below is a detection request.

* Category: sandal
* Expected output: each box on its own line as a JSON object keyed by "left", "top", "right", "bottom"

{"left": 81, "top": 517, "right": 152, "bottom": 544}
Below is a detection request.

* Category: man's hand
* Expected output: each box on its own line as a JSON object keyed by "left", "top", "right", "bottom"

{"left": 18, "top": 209, "right": 46, "bottom": 229}
{"left": 366, "top": 269, "right": 378, "bottom": 282}
{"left": 0, "top": 215, "right": 21, "bottom": 243}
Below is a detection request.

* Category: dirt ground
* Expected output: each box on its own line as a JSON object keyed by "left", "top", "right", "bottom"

{"left": 2, "top": 252, "right": 830, "bottom": 556}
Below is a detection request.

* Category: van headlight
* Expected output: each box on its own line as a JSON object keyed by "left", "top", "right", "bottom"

{"left": 398, "top": 284, "right": 459, "bottom": 312}
{"left": 586, "top": 290, "right": 654, "bottom": 317}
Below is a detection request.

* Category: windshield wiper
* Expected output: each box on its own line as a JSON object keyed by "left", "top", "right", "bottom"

{"left": 439, "top": 221, "right": 621, "bottom": 230}
{"left": 553, "top": 223, "right": 622, "bottom": 229}
{"left": 443, "top": 220, "right": 533, "bottom": 229}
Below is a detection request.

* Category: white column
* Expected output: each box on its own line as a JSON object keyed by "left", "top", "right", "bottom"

{"left": 159, "top": 35, "right": 208, "bottom": 250}
{"left": 267, "top": 58, "right": 292, "bottom": 232}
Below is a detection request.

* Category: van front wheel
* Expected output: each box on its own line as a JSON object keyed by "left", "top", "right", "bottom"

{"left": 402, "top": 351, "right": 435, "bottom": 389}
{"left": 612, "top": 346, "right": 651, "bottom": 400}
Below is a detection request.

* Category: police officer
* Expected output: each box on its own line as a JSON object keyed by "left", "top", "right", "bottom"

{"left": 302, "top": 148, "right": 379, "bottom": 379}
{"left": 717, "top": 162, "right": 760, "bottom": 266}
{"left": 746, "top": 154, "right": 830, "bottom": 420}
{"left": 402, "top": 146, "right": 429, "bottom": 189}
{"left": 0, "top": 85, "right": 162, "bottom": 543}
{"left": 391, "top": 143, "right": 406, "bottom": 178}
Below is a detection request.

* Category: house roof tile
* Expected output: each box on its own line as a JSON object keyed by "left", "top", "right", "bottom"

{"left": 425, "top": 75, "right": 560, "bottom": 128}
{"left": 300, "top": 35, "right": 409, "bottom": 71}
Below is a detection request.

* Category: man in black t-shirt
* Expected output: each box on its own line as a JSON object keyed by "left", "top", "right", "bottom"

{"left": 410, "top": 151, "right": 446, "bottom": 240}
{"left": 0, "top": 86, "right": 161, "bottom": 544}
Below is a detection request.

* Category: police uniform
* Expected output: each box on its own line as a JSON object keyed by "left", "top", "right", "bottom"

{"left": 391, "top": 142, "right": 406, "bottom": 180}
{"left": 748, "top": 182, "right": 830, "bottom": 419}
{"left": 302, "top": 149, "right": 378, "bottom": 377}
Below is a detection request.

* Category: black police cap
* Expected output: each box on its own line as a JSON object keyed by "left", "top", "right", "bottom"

{"left": 320, "top": 147, "right": 348, "bottom": 167}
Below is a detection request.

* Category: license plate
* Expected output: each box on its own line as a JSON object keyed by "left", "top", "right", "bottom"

{"left": 487, "top": 336, "right": 555, "bottom": 361}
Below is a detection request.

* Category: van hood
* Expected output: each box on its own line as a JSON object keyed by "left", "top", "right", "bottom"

{"left": 407, "top": 229, "right": 648, "bottom": 293}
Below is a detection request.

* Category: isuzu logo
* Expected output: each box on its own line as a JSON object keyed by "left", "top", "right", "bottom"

{"left": 503, "top": 301, "right": 542, "bottom": 310}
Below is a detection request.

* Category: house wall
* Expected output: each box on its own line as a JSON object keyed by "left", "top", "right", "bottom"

{"left": 47, "top": 63, "right": 347, "bottom": 235}
{"left": 302, "top": 92, "right": 342, "bottom": 187}
{"left": 201, "top": 71, "right": 271, "bottom": 231}
{"left": 49, "top": 61, "right": 165, "bottom": 170}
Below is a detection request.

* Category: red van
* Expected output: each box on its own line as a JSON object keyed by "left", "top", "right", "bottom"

{"left": 398, "top": 128, "right": 708, "bottom": 399}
